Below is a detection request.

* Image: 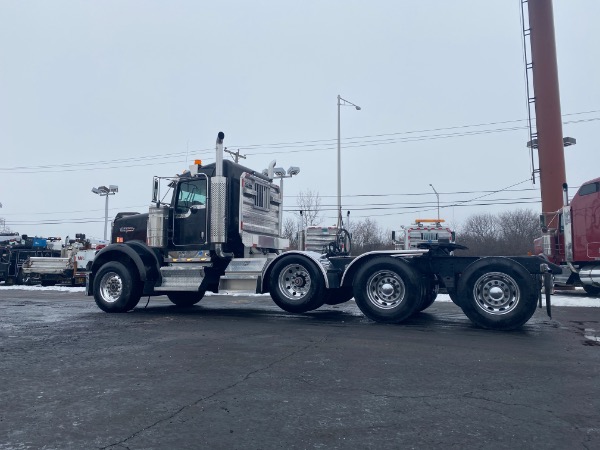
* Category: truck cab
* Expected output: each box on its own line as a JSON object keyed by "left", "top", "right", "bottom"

{"left": 111, "top": 159, "right": 286, "bottom": 258}
{"left": 535, "top": 179, "right": 600, "bottom": 295}
{"left": 88, "top": 135, "right": 288, "bottom": 309}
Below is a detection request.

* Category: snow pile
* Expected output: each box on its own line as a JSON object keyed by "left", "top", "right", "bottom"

{"left": 0, "top": 284, "right": 86, "bottom": 292}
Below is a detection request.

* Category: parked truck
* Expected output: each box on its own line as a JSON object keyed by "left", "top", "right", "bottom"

{"left": 0, "top": 236, "right": 62, "bottom": 285}
{"left": 87, "top": 132, "right": 559, "bottom": 330}
{"left": 21, "top": 234, "right": 99, "bottom": 286}
{"left": 392, "top": 219, "right": 455, "bottom": 250}
{"left": 534, "top": 181, "right": 600, "bottom": 297}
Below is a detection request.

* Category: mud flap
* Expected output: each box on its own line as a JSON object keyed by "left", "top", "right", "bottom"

{"left": 541, "top": 264, "right": 553, "bottom": 319}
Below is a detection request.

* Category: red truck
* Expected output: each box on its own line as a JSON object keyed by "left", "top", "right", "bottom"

{"left": 534, "top": 179, "right": 600, "bottom": 296}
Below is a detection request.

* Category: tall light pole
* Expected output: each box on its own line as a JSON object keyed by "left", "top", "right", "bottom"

{"left": 337, "top": 95, "right": 361, "bottom": 228}
{"left": 92, "top": 185, "right": 119, "bottom": 241}
{"left": 273, "top": 166, "right": 300, "bottom": 236}
{"left": 429, "top": 184, "right": 440, "bottom": 221}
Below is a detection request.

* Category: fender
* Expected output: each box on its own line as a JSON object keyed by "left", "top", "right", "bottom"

{"left": 88, "top": 241, "right": 161, "bottom": 295}
{"left": 260, "top": 250, "right": 330, "bottom": 293}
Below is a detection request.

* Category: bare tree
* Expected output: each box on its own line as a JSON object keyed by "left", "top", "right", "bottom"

{"left": 294, "top": 189, "right": 323, "bottom": 229}
{"left": 457, "top": 213, "right": 502, "bottom": 256}
{"left": 0, "top": 217, "right": 11, "bottom": 233}
{"left": 282, "top": 216, "right": 299, "bottom": 250}
{"left": 348, "top": 218, "right": 391, "bottom": 254}
{"left": 497, "top": 209, "right": 541, "bottom": 255}
{"left": 457, "top": 209, "right": 540, "bottom": 256}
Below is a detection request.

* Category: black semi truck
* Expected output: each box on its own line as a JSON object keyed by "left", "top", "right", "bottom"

{"left": 87, "top": 132, "right": 559, "bottom": 330}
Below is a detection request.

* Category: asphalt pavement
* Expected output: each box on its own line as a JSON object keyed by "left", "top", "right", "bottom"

{"left": 0, "top": 288, "right": 599, "bottom": 449}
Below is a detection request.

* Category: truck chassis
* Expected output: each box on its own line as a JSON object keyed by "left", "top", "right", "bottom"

{"left": 88, "top": 240, "right": 558, "bottom": 331}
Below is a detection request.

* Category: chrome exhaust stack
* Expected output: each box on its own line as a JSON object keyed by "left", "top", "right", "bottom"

{"left": 211, "top": 131, "right": 233, "bottom": 259}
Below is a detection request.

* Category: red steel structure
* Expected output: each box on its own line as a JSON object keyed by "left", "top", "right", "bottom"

{"left": 527, "top": 0, "right": 567, "bottom": 227}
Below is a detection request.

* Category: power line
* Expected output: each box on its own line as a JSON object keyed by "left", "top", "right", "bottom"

{"left": 7, "top": 198, "right": 542, "bottom": 226}
{"left": 318, "top": 200, "right": 542, "bottom": 221}
{"left": 7, "top": 194, "right": 542, "bottom": 226}
{"left": 0, "top": 187, "right": 544, "bottom": 217}
{"left": 231, "top": 109, "right": 600, "bottom": 148}
{"left": 1, "top": 111, "right": 598, "bottom": 173}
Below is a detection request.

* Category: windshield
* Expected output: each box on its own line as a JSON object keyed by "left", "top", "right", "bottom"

{"left": 176, "top": 178, "right": 207, "bottom": 213}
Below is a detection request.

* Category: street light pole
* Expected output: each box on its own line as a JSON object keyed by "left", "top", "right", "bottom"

{"left": 104, "top": 194, "right": 109, "bottom": 239}
{"left": 92, "top": 185, "right": 119, "bottom": 241}
{"left": 272, "top": 166, "right": 301, "bottom": 237}
{"left": 429, "top": 184, "right": 440, "bottom": 221}
{"left": 337, "top": 95, "right": 361, "bottom": 228}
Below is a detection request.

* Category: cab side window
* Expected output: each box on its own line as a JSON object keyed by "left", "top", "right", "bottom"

{"left": 579, "top": 182, "right": 599, "bottom": 196}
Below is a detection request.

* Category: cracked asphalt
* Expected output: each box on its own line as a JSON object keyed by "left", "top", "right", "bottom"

{"left": 1, "top": 289, "right": 599, "bottom": 449}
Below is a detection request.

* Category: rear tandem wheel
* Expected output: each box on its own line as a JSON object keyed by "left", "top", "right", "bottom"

{"left": 269, "top": 255, "right": 327, "bottom": 313}
{"left": 352, "top": 257, "right": 423, "bottom": 323}
{"left": 456, "top": 257, "right": 538, "bottom": 330}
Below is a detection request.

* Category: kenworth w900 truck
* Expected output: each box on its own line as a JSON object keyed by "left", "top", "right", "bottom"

{"left": 88, "top": 132, "right": 559, "bottom": 330}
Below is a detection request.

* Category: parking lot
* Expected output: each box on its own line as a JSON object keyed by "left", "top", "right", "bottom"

{"left": 1, "top": 287, "right": 599, "bottom": 449}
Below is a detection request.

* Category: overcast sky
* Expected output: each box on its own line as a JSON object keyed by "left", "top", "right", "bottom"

{"left": 1, "top": 0, "right": 599, "bottom": 241}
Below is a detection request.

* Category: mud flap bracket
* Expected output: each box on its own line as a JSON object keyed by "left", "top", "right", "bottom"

{"left": 541, "top": 263, "right": 553, "bottom": 319}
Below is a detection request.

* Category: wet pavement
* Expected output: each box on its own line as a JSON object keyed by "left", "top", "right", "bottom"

{"left": 0, "top": 288, "right": 599, "bottom": 449}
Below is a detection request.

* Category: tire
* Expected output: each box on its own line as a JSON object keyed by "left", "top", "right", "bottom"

{"left": 167, "top": 291, "right": 205, "bottom": 307}
{"left": 324, "top": 286, "right": 354, "bottom": 305}
{"left": 269, "top": 255, "right": 327, "bottom": 313}
{"left": 41, "top": 280, "right": 57, "bottom": 287}
{"left": 416, "top": 276, "right": 438, "bottom": 312}
{"left": 93, "top": 261, "right": 141, "bottom": 313}
{"left": 457, "top": 258, "right": 538, "bottom": 330}
{"left": 583, "top": 284, "right": 600, "bottom": 297}
{"left": 352, "top": 257, "right": 423, "bottom": 323}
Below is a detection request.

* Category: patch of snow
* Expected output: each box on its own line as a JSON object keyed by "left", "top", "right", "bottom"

{"left": 0, "top": 285, "right": 86, "bottom": 292}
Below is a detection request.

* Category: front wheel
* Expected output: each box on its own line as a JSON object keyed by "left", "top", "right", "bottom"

{"left": 167, "top": 291, "right": 205, "bottom": 307}
{"left": 269, "top": 255, "right": 327, "bottom": 313}
{"left": 93, "top": 261, "right": 141, "bottom": 313}
{"left": 353, "top": 257, "right": 423, "bottom": 323}
{"left": 457, "top": 258, "right": 538, "bottom": 330}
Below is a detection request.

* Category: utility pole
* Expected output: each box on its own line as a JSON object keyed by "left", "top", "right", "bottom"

{"left": 224, "top": 147, "right": 247, "bottom": 163}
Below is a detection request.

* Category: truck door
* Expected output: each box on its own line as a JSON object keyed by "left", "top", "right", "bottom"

{"left": 173, "top": 175, "right": 209, "bottom": 246}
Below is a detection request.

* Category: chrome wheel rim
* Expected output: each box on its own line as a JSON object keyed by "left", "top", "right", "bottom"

{"left": 99, "top": 271, "right": 123, "bottom": 303}
{"left": 278, "top": 264, "right": 311, "bottom": 301}
{"left": 473, "top": 272, "right": 520, "bottom": 315}
{"left": 366, "top": 270, "right": 405, "bottom": 310}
